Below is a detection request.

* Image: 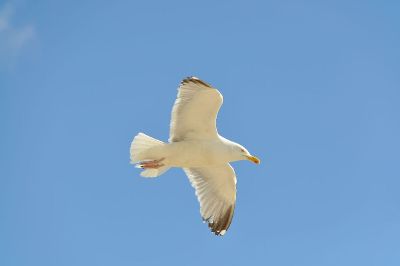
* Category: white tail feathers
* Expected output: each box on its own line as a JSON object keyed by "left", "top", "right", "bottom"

{"left": 139, "top": 166, "right": 170, "bottom": 178}
{"left": 130, "top": 133, "right": 170, "bottom": 178}
{"left": 130, "top": 133, "right": 164, "bottom": 163}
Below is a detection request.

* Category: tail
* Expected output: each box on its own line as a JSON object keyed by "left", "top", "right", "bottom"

{"left": 130, "top": 133, "right": 170, "bottom": 178}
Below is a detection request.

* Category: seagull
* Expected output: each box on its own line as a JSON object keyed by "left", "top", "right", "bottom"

{"left": 130, "top": 77, "right": 260, "bottom": 236}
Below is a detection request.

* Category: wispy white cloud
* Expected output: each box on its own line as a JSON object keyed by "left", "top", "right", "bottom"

{"left": 0, "top": 2, "right": 36, "bottom": 69}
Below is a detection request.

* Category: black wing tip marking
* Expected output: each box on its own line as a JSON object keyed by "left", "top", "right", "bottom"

{"left": 203, "top": 205, "right": 235, "bottom": 236}
{"left": 181, "top": 76, "right": 213, "bottom": 88}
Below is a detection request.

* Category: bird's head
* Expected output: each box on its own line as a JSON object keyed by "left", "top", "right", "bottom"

{"left": 231, "top": 143, "right": 260, "bottom": 164}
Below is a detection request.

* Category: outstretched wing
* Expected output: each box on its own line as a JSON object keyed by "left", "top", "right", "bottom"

{"left": 184, "top": 164, "right": 236, "bottom": 236}
{"left": 169, "top": 77, "right": 223, "bottom": 142}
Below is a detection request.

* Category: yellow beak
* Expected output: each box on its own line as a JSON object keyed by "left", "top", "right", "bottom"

{"left": 246, "top": 155, "right": 260, "bottom": 164}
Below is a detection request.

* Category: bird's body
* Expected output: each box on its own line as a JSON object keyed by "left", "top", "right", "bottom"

{"left": 130, "top": 77, "right": 259, "bottom": 236}
{"left": 134, "top": 137, "right": 240, "bottom": 168}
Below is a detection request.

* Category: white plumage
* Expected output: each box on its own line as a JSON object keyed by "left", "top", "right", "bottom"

{"left": 130, "top": 77, "right": 260, "bottom": 236}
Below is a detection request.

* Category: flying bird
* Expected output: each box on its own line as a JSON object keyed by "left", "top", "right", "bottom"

{"left": 130, "top": 77, "right": 260, "bottom": 236}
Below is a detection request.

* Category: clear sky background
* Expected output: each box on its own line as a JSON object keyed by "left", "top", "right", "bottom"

{"left": 1, "top": 0, "right": 400, "bottom": 265}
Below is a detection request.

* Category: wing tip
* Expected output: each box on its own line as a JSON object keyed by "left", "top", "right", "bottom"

{"left": 181, "top": 76, "right": 213, "bottom": 88}
{"left": 205, "top": 205, "right": 235, "bottom": 236}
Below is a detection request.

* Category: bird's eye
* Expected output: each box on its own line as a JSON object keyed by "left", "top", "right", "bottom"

{"left": 240, "top": 148, "right": 245, "bottom": 152}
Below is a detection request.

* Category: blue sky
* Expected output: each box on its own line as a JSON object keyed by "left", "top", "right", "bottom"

{"left": 1, "top": 0, "right": 400, "bottom": 265}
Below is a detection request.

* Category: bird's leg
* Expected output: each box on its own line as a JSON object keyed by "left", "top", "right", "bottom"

{"left": 137, "top": 158, "right": 165, "bottom": 169}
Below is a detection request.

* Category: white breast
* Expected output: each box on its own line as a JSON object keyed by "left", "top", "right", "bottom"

{"left": 164, "top": 140, "right": 231, "bottom": 168}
